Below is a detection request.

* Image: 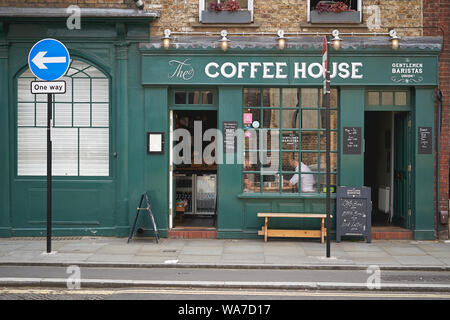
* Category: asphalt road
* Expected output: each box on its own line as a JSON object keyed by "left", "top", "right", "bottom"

{"left": 1, "top": 265, "right": 450, "bottom": 301}
{"left": 1, "top": 265, "right": 450, "bottom": 284}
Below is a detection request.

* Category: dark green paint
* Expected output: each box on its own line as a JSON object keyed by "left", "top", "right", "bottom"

{"left": 412, "top": 88, "right": 435, "bottom": 240}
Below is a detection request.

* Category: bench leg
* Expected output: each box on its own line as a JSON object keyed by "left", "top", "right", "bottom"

{"left": 264, "top": 217, "right": 268, "bottom": 242}
{"left": 321, "top": 218, "right": 325, "bottom": 244}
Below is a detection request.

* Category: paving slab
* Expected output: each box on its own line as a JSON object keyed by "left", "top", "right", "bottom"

{"left": 393, "top": 255, "right": 445, "bottom": 266}
{"left": 221, "top": 253, "right": 265, "bottom": 264}
{"left": 177, "top": 254, "right": 222, "bottom": 264}
{"left": 96, "top": 244, "right": 142, "bottom": 255}
{"left": 86, "top": 254, "right": 136, "bottom": 263}
{"left": 382, "top": 246, "right": 427, "bottom": 256}
{"left": 57, "top": 243, "right": 107, "bottom": 253}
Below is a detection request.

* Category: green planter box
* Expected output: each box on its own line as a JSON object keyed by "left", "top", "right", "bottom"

{"left": 201, "top": 10, "right": 252, "bottom": 24}
{"left": 310, "top": 10, "right": 361, "bottom": 24}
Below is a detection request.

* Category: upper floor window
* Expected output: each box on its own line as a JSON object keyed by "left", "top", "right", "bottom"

{"left": 308, "top": 0, "right": 362, "bottom": 24}
{"left": 199, "top": 0, "right": 254, "bottom": 24}
{"left": 17, "top": 59, "right": 110, "bottom": 177}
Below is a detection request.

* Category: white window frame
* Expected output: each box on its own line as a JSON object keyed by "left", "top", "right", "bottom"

{"left": 307, "top": 0, "right": 362, "bottom": 23}
{"left": 199, "top": 0, "right": 254, "bottom": 23}
{"left": 16, "top": 59, "right": 110, "bottom": 177}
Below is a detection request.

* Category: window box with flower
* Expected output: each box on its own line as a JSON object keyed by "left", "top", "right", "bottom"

{"left": 309, "top": 0, "right": 362, "bottom": 24}
{"left": 200, "top": 0, "right": 253, "bottom": 24}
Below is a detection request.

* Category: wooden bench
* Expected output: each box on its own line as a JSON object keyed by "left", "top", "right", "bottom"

{"left": 257, "top": 213, "right": 327, "bottom": 243}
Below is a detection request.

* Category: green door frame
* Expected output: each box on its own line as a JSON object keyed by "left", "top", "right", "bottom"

{"left": 168, "top": 87, "right": 219, "bottom": 230}
{"left": 363, "top": 89, "right": 413, "bottom": 230}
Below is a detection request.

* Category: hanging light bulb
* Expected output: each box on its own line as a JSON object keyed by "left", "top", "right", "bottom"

{"left": 219, "top": 30, "right": 229, "bottom": 52}
{"left": 389, "top": 29, "right": 400, "bottom": 50}
{"left": 331, "top": 29, "right": 341, "bottom": 50}
{"left": 277, "top": 30, "right": 286, "bottom": 50}
{"left": 162, "top": 29, "right": 172, "bottom": 49}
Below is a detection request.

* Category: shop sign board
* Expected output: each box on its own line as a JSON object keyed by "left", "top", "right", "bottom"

{"left": 142, "top": 55, "right": 438, "bottom": 86}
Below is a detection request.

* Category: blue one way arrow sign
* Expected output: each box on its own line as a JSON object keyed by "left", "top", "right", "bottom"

{"left": 28, "top": 38, "right": 70, "bottom": 81}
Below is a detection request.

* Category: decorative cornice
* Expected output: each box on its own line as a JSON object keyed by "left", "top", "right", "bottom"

{"left": 140, "top": 36, "right": 443, "bottom": 53}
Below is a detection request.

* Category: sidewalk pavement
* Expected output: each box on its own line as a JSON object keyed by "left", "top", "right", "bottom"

{"left": 1, "top": 237, "right": 450, "bottom": 270}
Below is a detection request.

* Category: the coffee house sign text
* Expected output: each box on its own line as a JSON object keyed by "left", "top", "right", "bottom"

{"left": 204, "top": 61, "right": 363, "bottom": 80}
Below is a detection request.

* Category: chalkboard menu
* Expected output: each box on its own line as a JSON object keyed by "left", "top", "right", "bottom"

{"left": 418, "top": 127, "right": 432, "bottom": 154}
{"left": 336, "top": 186, "right": 372, "bottom": 243}
{"left": 343, "top": 127, "right": 362, "bottom": 154}
{"left": 223, "top": 121, "right": 238, "bottom": 153}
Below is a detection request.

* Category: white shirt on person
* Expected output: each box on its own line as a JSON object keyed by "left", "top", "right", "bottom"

{"left": 289, "top": 163, "right": 315, "bottom": 192}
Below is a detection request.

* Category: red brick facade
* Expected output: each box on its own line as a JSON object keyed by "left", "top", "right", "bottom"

{"left": 423, "top": 0, "right": 450, "bottom": 239}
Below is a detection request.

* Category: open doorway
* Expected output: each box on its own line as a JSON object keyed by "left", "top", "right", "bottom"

{"left": 172, "top": 110, "right": 217, "bottom": 229}
{"left": 364, "top": 111, "right": 411, "bottom": 228}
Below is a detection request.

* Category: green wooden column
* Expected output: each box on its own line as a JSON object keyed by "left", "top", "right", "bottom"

{"left": 217, "top": 86, "right": 244, "bottom": 238}
{"left": 144, "top": 86, "right": 169, "bottom": 235}
{"left": 0, "top": 33, "right": 11, "bottom": 237}
{"left": 338, "top": 87, "right": 365, "bottom": 187}
{"left": 114, "top": 35, "right": 130, "bottom": 231}
{"left": 413, "top": 88, "right": 435, "bottom": 240}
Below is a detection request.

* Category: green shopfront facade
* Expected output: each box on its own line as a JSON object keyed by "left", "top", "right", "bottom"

{"left": 0, "top": 18, "right": 442, "bottom": 240}
{"left": 138, "top": 38, "right": 440, "bottom": 240}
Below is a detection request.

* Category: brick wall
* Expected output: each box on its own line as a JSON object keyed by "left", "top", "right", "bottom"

{"left": 0, "top": 0, "right": 424, "bottom": 36}
{"left": 423, "top": 0, "right": 450, "bottom": 239}
{"left": 0, "top": 0, "right": 131, "bottom": 9}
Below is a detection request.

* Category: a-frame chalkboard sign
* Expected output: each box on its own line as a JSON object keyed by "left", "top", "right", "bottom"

{"left": 336, "top": 186, "right": 372, "bottom": 243}
{"left": 127, "top": 192, "right": 160, "bottom": 243}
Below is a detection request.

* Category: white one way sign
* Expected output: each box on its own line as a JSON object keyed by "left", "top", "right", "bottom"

{"left": 31, "top": 81, "right": 66, "bottom": 94}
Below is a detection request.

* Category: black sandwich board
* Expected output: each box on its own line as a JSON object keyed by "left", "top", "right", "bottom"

{"left": 127, "top": 192, "right": 160, "bottom": 243}
{"left": 336, "top": 186, "right": 372, "bottom": 243}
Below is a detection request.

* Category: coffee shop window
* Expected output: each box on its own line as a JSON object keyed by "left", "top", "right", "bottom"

{"left": 242, "top": 88, "right": 338, "bottom": 194}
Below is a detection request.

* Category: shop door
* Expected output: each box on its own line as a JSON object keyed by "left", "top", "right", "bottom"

{"left": 394, "top": 112, "right": 411, "bottom": 229}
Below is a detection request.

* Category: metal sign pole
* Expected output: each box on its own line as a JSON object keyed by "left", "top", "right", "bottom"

{"left": 323, "top": 36, "right": 331, "bottom": 258}
{"left": 47, "top": 93, "right": 52, "bottom": 253}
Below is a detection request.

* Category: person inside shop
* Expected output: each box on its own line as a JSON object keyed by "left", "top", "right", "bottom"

{"left": 288, "top": 157, "right": 315, "bottom": 193}
{"left": 243, "top": 157, "right": 257, "bottom": 192}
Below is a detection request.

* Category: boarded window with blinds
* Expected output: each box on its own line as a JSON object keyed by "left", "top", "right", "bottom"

{"left": 17, "top": 59, "right": 110, "bottom": 176}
